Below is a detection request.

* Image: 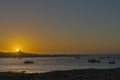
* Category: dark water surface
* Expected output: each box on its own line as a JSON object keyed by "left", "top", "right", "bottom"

{"left": 0, "top": 54, "right": 120, "bottom": 73}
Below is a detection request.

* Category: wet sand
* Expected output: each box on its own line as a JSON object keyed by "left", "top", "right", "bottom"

{"left": 0, "top": 68, "right": 120, "bottom": 80}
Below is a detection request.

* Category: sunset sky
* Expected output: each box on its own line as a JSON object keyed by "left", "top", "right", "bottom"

{"left": 0, "top": 0, "right": 120, "bottom": 54}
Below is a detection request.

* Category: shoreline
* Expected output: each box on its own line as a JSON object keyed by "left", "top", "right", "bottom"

{"left": 1, "top": 68, "right": 120, "bottom": 80}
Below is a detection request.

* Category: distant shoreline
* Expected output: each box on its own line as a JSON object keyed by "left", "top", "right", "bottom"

{"left": 0, "top": 52, "right": 88, "bottom": 58}
{"left": 1, "top": 68, "right": 120, "bottom": 80}
{"left": 0, "top": 52, "right": 120, "bottom": 58}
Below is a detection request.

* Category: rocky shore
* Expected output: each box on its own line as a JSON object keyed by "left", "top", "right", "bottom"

{"left": 1, "top": 68, "right": 120, "bottom": 80}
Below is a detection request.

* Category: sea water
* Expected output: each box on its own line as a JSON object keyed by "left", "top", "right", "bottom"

{"left": 0, "top": 54, "right": 120, "bottom": 73}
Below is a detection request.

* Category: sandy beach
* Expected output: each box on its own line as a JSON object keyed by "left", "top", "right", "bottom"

{"left": 0, "top": 68, "right": 120, "bottom": 80}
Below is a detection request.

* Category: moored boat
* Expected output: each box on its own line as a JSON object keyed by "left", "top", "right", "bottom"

{"left": 88, "top": 59, "right": 101, "bottom": 63}
{"left": 108, "top": 61, "right": 115, "bottom": 64}
{"left": 24, "top": 60, "right": 34, "bottom": 64}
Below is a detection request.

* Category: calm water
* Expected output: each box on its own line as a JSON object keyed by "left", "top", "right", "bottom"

{"left": 0, "top": 54, "right": 120, "bottom": 73}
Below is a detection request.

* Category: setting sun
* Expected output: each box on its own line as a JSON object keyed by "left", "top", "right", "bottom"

{"left": 16, "top": 49, "right": 20, "bottom": 52}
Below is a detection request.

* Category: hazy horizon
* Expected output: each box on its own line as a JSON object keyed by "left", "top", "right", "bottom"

{"left": 0, "top": 0, "right": 120, "bottom": 54}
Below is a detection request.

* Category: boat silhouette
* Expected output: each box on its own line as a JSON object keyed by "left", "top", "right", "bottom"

{"left": 88, "top": 59, "right": 100, "bottom": 63}
{"left": 108, "top": 61, "right": 115, "bottom": 64}
{"left": 24, "top": 60, "right": 34, "bottom": 64}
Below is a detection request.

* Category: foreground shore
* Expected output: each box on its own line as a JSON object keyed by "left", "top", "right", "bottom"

{"left": 1, "top": 68, "right": 120, "bottom": 80}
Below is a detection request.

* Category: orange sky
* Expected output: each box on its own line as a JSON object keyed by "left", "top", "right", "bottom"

{"left": 0, "top": 0, "right": 120, "bottom": 54}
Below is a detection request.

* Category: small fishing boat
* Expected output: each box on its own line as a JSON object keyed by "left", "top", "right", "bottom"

{"left": 108, "top": 61, "right": 115, "bottom": 64}
{"left": 24, "top": 60, "right": 34, "bottom": 64}
{"left": 88, "top": 59, "right": 101, "bottom": 63}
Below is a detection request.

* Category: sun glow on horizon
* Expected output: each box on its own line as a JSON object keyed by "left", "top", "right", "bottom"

{"left": 16, "top": 48, "right": 20, "bottom": 52}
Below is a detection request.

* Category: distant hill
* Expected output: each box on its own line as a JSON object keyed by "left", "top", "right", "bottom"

{"left": 0, "top": 52, "right": 84, "bottom": 58}
{"left": 0, "top": 52, "right": 39, "bottom": 58}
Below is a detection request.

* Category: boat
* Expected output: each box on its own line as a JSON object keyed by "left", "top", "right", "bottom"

{"left": 108, "top": 61, "right": 115, "bottom": 64}
{"left": 88, "top": 59, "right": 101, "bottom": 63}
{"left": 24, "top": 60, "right": 34, "bottom": 64}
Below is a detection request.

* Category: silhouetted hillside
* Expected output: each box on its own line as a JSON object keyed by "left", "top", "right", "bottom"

{"left": 0, "top": 52, "right": 85, "bottom": 58}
